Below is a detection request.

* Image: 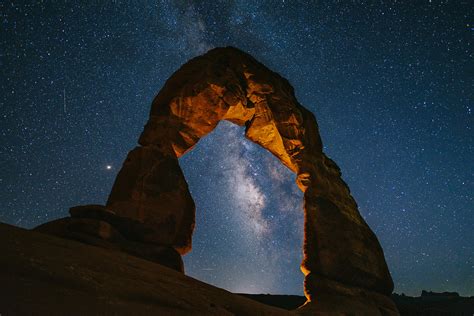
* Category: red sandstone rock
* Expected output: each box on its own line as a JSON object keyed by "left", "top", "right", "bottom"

{"left": 34, "top": 217, "right": 122, "bottom": 244}
{"left": 106, "top": 47, "right": 397, "bottom": 313}
{"left": 69, "top": 204, "right": 171, "bottom": 244}
{"left": 106, "top": 147, "right": 195, "bottom": 254}
{"left": 34, "top": 210, "right": 184, "bottom": 272}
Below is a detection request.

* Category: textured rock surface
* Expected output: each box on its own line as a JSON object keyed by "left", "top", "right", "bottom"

{"left": 0, "top": 222, "right": 289, "bottom": 315}
{"left": 34, "top": 205, "right": 184, "bottom": 272}
{"left": 297, "top": 274, "right": 399, "bottom": 315}
{"left": 106, "top": 147, "right": 195, "bottom": 254}
{"left": 107, "top": 46, "right": 397, "bottom": 313}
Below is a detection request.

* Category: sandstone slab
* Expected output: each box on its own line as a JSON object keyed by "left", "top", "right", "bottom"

{"left": 1, "top": 222, "right": 289, "bottom": 316}
{"left": 34, "top": 209, "right": 184, "bottom": 272}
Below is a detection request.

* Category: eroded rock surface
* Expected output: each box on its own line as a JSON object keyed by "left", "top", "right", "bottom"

{"left": 34, "top": 205, "right": 184, "bottom": 272}
{"left": 105, "top": 47, "right": 397, "bottom": 314}
{"left": 1, "top": 223, "right": 287, "bottom": 315}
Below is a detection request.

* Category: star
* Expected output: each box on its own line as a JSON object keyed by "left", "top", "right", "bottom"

{"left": 2, "top": 1, "right": 472, "bottom": 298}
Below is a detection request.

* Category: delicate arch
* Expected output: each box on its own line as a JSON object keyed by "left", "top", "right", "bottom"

{"left": 107, "top": 47, "right": 398, "bottom": 314}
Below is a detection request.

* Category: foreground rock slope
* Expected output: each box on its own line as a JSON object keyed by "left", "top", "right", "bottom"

{"left": 0, "top": 222, "right": 289, "bottom": 316}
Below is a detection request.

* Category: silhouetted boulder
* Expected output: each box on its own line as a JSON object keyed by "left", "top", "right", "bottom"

{"left": 34, "top": 205, "right": 184, "bottom": 272}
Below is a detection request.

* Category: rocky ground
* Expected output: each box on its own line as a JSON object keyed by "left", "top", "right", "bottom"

{"left": 2, "top": 221, "right": 472, "bottom": 315}
{"left": 0, "top": 222, "right": 290, "bottom": 316}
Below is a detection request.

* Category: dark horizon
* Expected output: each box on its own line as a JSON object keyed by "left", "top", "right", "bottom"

{"left": 1, "top": 1, "right": 472, "bottom": 297}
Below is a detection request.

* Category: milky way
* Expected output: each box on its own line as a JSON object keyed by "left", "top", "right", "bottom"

{"left": 181, "top": 121, "right": 304, "bottom": 294}
{"left": 1, "top": 1, "right": 472, "bottom": 296}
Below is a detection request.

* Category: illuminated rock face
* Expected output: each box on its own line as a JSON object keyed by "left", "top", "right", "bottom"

{"left": 107, "top": 47, "right": 398, "bottom": 314}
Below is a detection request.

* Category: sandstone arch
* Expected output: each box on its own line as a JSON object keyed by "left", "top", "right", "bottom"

{"left": 107, "top": 47, "right": 398, "bottom": 314}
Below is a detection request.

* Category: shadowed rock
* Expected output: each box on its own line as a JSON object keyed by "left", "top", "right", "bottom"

{"left": 35, "top": 205, "right": 184, "bottom": 272}
{"left": 1, "top": 223, "right": 288, "bottom": 315}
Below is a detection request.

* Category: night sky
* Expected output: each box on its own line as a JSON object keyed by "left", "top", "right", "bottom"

{"left": 1, "top": 1, "right": 473, "bottom": 297}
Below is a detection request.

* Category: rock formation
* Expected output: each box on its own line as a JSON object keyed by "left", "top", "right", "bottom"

{"left": 35, "top": 205, "right": 184, "bottom": 272}
{"left": 106, "top": 47, "right": 398, "bottom": 314}
{"left": 32, "top": 47, "right": 398, "bottom": 314}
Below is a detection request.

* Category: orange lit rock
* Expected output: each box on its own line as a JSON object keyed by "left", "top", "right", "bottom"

{"left": 106, "top": 47, "right": 398, "bottom": 314}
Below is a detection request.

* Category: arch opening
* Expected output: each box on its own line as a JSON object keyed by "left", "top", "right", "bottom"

{"left": 180, "top": 121, "right": 304, "bottom": 295}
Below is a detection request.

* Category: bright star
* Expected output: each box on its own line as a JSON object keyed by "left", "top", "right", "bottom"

{"left": 106, "top": 165, "right": 112, "bottom": 170}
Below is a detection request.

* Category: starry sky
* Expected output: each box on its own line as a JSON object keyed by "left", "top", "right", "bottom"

{"left": 1, "top": 1, "right": 473, "bottom": 297}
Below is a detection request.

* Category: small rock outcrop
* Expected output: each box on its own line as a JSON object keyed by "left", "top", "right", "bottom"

{"left": 32, "top": 47, "right": 398, "bottom": 314}
{"left": 34, "top": 205, "right": 184, "bottom": 272}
